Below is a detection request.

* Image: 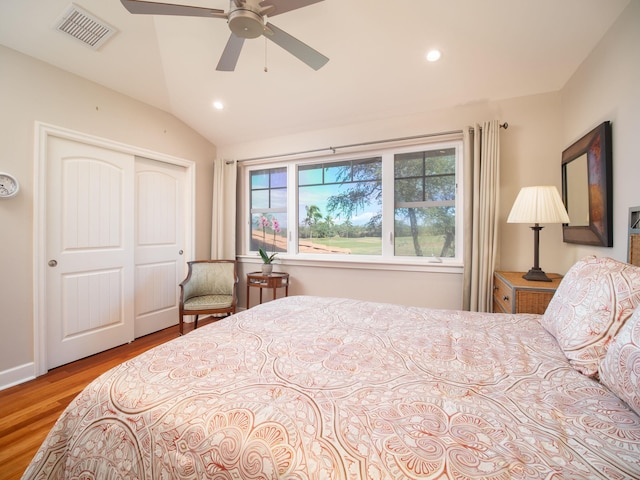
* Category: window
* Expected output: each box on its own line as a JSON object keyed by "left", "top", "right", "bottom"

{"left": 298, "top": 158, "right": 382, "bottom": 255}
{"left": 250, "top": 167, "right": 287, "bottom": 253}
{"left": 245, "top": 140, "right": 463, "bottom": 264}
{"left": 394, "top": 148, "right": 456, "bottom": 258}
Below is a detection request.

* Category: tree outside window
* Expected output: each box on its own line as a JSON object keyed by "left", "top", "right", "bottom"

{"left": 298, "top": 158, "right": 382, "bottom": 255}
{"left": 394, "top": 149, "right": 456, "bottom": 257}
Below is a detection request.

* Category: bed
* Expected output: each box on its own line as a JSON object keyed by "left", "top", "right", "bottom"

{"left": 23, "top": 256, "right": 640, "bottom": 479}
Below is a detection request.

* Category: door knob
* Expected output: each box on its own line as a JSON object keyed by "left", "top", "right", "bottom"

{"left": 48, "top": 260, "right": 57, "bottom": 267}
{"left": 178, "top": 250, "right": 184, "bottom": 255}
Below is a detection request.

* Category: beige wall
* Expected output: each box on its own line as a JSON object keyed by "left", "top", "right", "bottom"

{"left": 0, "top": 45, "right": 216, "bottom": 385}
{"left": 558, "top": 0, "right": 640, "bottom": 271}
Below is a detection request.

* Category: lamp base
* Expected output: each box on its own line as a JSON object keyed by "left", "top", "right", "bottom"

{"left": 522, "top": 267, "right": 552, "bottom": 282}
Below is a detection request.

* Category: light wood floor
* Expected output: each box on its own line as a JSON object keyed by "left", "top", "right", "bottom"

{"left": 0, "top": 319, "right": 212, "bottom": 480}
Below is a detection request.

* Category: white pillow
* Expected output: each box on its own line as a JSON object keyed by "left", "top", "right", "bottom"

{"left": 541, "top": 256, "right": 640, "bottom": 377}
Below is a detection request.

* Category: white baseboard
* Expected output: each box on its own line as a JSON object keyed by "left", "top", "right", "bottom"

{"left": 0, "top": 362, "right": 36, "bottom": 391}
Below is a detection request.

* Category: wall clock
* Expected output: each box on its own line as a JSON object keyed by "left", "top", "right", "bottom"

{"left": 0, "top": 172, "right": 20, "bottom": 198}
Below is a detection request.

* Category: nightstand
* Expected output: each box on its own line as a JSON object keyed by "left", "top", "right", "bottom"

{"left": 493, "top": 271, "right": 562, "bottom": 314}
{"left": 246, "top": 272, "right": 290, "bottom": 309}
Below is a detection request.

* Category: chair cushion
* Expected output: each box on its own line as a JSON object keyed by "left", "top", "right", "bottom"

{"left": 541, "top": 256, "right": 640, "bottom": 377}
{"left": 183, "top": 294, "right": 234, "bottom": 311}
{"left": 599, "top": 305, "right": 640, "bottom": 416}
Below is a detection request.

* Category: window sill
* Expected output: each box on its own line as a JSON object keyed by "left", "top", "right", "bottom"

{"left": 237, "top": 255, "right": 463, "bottom": 274}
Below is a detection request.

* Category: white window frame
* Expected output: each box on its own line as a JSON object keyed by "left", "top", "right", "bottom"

{"left": 242, "top": 139, "right": 464, "bottom": 268}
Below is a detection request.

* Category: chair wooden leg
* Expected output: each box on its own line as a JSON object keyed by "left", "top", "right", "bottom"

{"left": 179, "top": 315, "right": 183, "bottom": 336}
{"left": 194, "top": 314, "right": 199, "bottom": 330}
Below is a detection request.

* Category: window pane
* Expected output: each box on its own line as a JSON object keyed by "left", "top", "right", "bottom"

{"left": 251, "top": 190, "right": 269, "bottom": 209}
{"left": 298, "top": 165, "right": 323, "bottom": 186}
{"left": 394, "top": 154, "right": 423, "bottom": 178}
{"left": 425, "top": 175, "right": 455, "bottom": 201}
{"left": 323, "top": 161, "right": 351, "bottom": 183}
{"left": 251, "top": 170, "right": 269, "bottom": 189}
{"left": 271, "top": 187, "right": 287, "bottom": 209}
{"left": 298, "top": 158, "right": 382, "bottom": 255}
{"left": 353, "top": 158, "right": 383, "bottom": 180}
{"left": 394, "top": 206, "right": 456, "bottom": 257}
{"left": 270, "top": 168, "right": 287, "bottom": 188}
{"left": 251, "top": 213, "right": 287, "bottom": 253}
{"left": 395, "top": 178, "right": 423, "bottom": 202}
{"left": 425, "top": 149, "right": 455, "bottom": 175}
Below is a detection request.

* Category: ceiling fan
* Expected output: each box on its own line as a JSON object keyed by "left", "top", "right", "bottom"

{"left": 120, "top": 0, "right": 329, "bottom": 71}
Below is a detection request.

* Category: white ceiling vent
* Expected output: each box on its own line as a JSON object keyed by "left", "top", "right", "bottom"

{"left": 54, "top": 4, "right": 117, "bottom": 50}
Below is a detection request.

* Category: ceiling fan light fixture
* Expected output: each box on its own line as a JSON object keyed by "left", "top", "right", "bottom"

{"left": 228, "top": 9, "right": 264, "bottom": 38}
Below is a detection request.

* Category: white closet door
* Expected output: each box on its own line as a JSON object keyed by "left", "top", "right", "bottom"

{"left": 46, "top": 137, "right": 135, "bottom": 369}
{"left": 134, "top": 157, "right": 186, "bottom": 338}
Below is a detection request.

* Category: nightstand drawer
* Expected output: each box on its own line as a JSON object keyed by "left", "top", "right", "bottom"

{"left": 493, "top": 273, "right": 513, "bottom": 313}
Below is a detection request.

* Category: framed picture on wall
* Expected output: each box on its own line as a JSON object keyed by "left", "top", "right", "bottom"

{"left": 561, "top": 121, "right": 613, "bottom": 247}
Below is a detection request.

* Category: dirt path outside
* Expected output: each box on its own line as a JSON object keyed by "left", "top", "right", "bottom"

{"left": 253, "top": 231, "right": 351, "bottom": 254}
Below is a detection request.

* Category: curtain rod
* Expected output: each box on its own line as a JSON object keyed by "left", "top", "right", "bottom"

{"left": 227, "top": 122, "right": 507, "bottom": 164}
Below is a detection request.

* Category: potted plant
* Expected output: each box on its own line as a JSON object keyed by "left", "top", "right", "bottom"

{"left": 258, "top": 247, "right": 277, "bottom": 275}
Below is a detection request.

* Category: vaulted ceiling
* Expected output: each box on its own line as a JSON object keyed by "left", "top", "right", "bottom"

{"left": 0, "top": 0, "right": 630, "bottom": 147}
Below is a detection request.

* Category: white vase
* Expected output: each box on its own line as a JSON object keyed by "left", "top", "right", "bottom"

{"left": 261, "top": 264, "right": 273, "bottom": 275}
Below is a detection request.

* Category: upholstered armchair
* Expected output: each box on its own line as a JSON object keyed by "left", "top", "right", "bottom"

{"left": 179, "top": 260, "right": 238, "bottom": 335}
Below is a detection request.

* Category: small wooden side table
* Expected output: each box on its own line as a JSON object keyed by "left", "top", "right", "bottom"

{"left": 493, "top": 271, "right": 562, "bottom": 314}
{"left": 246, "top": 272, "right": 290, "bottom": 309}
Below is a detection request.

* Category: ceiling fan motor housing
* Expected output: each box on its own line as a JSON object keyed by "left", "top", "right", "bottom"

{"left": 228, "top": 1, "right": 265, "bottom": 39}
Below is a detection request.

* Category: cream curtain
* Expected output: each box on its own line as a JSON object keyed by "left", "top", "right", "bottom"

{"left": 211, "top": 159, "right": 237, "bottom": 259}
{"left": 462, "top": 121, "right": 501, "bottom": 312}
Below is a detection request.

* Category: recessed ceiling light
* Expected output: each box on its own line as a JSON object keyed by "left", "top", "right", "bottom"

{"left": 426, "top": 49, "right": 441, "bottom": 62}
{"left": 213, "top": 100, "right": 224, "bottom": 110}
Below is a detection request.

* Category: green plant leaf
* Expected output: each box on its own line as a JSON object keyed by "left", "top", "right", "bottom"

{"left": 258, "top": 248, "right": 277, "bottom": 264}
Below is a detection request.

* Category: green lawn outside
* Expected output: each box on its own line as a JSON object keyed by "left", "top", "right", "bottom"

{"left": 302, "top": 235, "right": 450, "bottom": 256}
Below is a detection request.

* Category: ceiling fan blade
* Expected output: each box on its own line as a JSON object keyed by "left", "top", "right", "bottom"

{"left": 120, "top": 0, "right": 226, "bottom": 18}
{"left": 216, "top": 34, "right": 245, "bottom": 71}
{"left": 259, "top": 0, "right": 323, "bottom": 17}
{"left": 264, "top": 22, "right": 328, "bottom": 70}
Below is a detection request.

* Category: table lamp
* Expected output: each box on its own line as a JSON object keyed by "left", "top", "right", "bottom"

{"left": 507, "top": 186, "right": 570, "bottom": 282}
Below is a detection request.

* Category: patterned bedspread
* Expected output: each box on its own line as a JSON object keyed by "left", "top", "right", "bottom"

{"left": 23, "top": 296, "right": 640, "bottom": 479}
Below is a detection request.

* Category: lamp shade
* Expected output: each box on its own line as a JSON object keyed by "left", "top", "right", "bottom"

{"left": 507, "top": 186, "right": 570, "bottom": 224}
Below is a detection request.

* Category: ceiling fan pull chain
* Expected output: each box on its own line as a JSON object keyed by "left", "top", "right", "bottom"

{"left": 264, "top": 36, "right": 268, "bottom": 72}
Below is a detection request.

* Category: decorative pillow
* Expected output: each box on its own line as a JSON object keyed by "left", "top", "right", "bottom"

{"left": 599, "top": 305, "right": 640, "bottom": 416}
{"left": 541, "top": 256, "right": 640, "bottom": 377}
